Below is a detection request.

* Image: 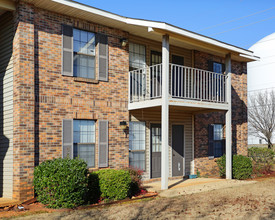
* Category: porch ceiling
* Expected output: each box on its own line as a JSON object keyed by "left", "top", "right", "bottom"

{"left": 129, "top": 104, "right": 226, "bottom": 114}
{"left": 22, "top": 0, "right": 259, "bottom": 62}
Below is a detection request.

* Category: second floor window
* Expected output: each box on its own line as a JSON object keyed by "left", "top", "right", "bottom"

{"left": 213, "top": 62, "right": 223, "bottom": 74}
{"left": 73, "top": 28, "right": 96, "bottom": 79}
{"left": 129, "top": 43, "right": 146, "bottom": 71}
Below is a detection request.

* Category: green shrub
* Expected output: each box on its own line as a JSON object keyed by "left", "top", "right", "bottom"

{"left": 216, "top": 155, "right": 226, "bottom": 177}
{"left": 123, "top": 167, "right": 143, "bottom": 197}
{"left": 248, "top": 147, "right": 274, "bottom": 174}
{"left": 33, "top": 158, "right": 88, "bottom": 209}
{"left": 216, "top": 155, "right": 252, "bottom": 180}
{"left": 233, "top": 155, "right": 253, "bottom": 180}
{"left": 95, "top": 169, "right": 131, "bottom": 201}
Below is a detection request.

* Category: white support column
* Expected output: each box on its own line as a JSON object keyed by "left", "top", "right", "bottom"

{"left": 161, "top": 34, "right": 169, "bottom": 190}
{"left": 225, "top": 53, "right": 232, "bottom": 179}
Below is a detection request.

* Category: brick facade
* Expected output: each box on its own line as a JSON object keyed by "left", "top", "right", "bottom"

{"left": 193, "top": 51, "right": 248, "bottom": 176}
{"left": 10, "top": 1, "right": 248, "bottom": 201}
{"left": 13, "top": 1, "right": 129, "bottom": 201}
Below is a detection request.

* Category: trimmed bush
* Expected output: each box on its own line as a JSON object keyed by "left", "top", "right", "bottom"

{"left": 248, "top": 147, "right": 275, "bottom": 174}
{"left": 216, "top": 155, "right": 252, "bottom": 180}
{"left": 33, "top": 158, "right": 88, "bottom": 209}
{"left": 123, "top": 167, "right": 143, "bottom": 197}
{"left": 95, "top": 169, "right": 131, "bottom": 200}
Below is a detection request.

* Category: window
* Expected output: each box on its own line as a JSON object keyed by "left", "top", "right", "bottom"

{"left": 209, "top": 124, "right": 225, "bottom": 158}
{"left": 129, "top": 122, "right": 146, "bottom": 170}
{"left": 213, "top": 62, "right": 223, "bottom": 74}
{"left": 73, "top": 28, "right": 96, "bottom": 79}
{"left": 73, "top": 120, "right": 95, "bottom": 167}
{"left": 129, "top": 43, "right": 146, "bottom": 101}
{"left": 129, "top": 43, "right": 146, "bottom": 71}
{"left": 209, "top": 61, "right": 225, "bottom": 101}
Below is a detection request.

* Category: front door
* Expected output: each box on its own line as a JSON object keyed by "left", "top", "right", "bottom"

{"left": 151, "top": 124, "right": 161, "bottom": 178}
{"left": 172, "top": 125, "right": 184, "bottom": 177}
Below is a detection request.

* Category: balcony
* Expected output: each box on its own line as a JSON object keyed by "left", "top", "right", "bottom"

{"left": 129, "top": 64, "right": 229, "bottom": 111}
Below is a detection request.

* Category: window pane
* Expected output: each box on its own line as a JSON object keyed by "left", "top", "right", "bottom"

{"left": 129, "top": 151, "right": 145, "bottom": 170}
{"left": 214, "top": 124, "right": 223, "bottom": 140}
{"left": 213, "top": 62, "right": 222, "bottom": 74}
{"left": 129, "top": 43, "right": 146, "bottom": 70}
{"left": 73, "top": 28, "right": 95, "bottom": 79}
{"left": 73, "top": 29, "right": 80, "bottom": 41}
{"left": 74, "top": 120, "right": 95, "bottom": 144}
{"left": 214, "top": 142, "right": 223, "bottom": 157}
{"left": 74, "top": 143, "right": 95, "bottom": 167}
{"left": 129, "top": 122, "right": 145, "bottom": 151}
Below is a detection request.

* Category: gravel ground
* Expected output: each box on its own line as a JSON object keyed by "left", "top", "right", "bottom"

{"left": 12, "top": 177, "right": 275, "bottom": 220}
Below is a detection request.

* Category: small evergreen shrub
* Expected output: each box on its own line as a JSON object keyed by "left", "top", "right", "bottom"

{"left": 95, "top": 169, "right": 131, "bottom": 200}
{"left": 233, "top": 155, "right": 253, "bottom": 180}
{"left": 124, "top": 167, "right": 143, "bottom": 197}
{"left": 216, "top": 155, "right": 252, "bottom": 180}
{"left": 248, "top": 147, "right": 274, "bottom": 174}
{"left": 33, "top": 158, "right": 88, "bottom": 209}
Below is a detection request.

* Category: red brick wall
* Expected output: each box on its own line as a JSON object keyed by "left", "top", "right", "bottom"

{"left": 193, "top": 51, "right": 248, "bottom": 176}
{"left": 13, "top": 1, "right": 129, "bottom": 201}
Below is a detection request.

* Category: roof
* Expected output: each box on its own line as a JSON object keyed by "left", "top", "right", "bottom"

{"left": 23, "top": 0, "right": 259, "bottom": 62}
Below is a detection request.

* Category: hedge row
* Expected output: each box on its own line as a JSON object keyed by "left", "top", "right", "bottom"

{"left": 216, "top": 155, "right": 252, "bottom": 180}
{"left": 33, "top": 158, "right": 143, "bottom": 209}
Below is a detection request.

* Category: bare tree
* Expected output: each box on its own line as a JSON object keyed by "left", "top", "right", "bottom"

{"left": 248, "top": 90, "right": 275, "bottom": 149}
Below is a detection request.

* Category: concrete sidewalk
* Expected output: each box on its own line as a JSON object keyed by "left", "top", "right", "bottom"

{"left": 144, "top": 178, "right": 256, "bottom": 198}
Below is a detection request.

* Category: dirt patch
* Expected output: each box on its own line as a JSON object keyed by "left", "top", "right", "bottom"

{"left": 5, "top": 177, "right": 274, "bottom": 220}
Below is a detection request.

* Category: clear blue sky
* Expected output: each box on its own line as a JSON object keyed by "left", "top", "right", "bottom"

{"left": 77, "top": 0, "right": 275, "bottom": 49}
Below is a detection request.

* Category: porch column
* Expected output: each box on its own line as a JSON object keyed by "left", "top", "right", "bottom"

{"left": 225, "top": 53, "right": 232, "bottom": 179}
{"left": 161, "top": 34, "right": 169, "bottom": 190}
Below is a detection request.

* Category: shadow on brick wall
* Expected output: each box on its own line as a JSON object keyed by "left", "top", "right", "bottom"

{"left": 0, "top": 12, "right": 12, "bottom": 197}
{"left": 194, "top": 84, "right": 248, "bottom": 159}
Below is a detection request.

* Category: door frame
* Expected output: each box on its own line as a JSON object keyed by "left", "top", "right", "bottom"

{"left": 171, "top": 123, "right": 185, "bottom": 177}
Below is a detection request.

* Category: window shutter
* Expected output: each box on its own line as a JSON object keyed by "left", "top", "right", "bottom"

{"left": 62, "top": 119, "right": 73, "bottom": 159}
{"left": 96, "top": 34, "right": 108, "bottom": 81}
{"left": 222, "top": 63, "right": 225, "bottom": 74}
{"left": 62, "top": 24, "right": 73, "bottom": 76}
{"left": 208, "top": 60, "right": 213, "bottom": 72}
{"left": 208, "top": 124, "right": 214, "bottom": 157}
{"left": 98, "top": 120, "right": 109, "bottom": 167}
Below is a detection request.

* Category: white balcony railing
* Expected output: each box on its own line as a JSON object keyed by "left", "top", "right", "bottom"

{"left": 129, "top": 63, "right": 227, "bottom": 104}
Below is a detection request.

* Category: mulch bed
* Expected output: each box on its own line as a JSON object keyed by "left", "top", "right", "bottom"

{"left": 0, "top": 192, "right": 158, "bottom": 219}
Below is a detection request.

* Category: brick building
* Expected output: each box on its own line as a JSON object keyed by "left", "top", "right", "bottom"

{"left": 0, "top": 0, "right": 258, "bottom": 202}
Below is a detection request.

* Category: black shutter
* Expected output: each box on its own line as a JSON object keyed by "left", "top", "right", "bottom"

{"left": 96, "top": 34, "right": 108, "bottom": 81}
{"left": 98, "top": 120, "right": 108, "bottom": 167}
{"left": 222, "top": 63, "right": 225, "bottom": 74}
{"left": 208, "top": 124, "right": 214, "bottom": 157}
{"left": 62, "top": 119, "right": 73, "bottom": 159}
{"left": 62, "top": 24, "right": 73, "bottom": 76}
{"left": 208, "top": 60, "right": 214, "bottom": 72}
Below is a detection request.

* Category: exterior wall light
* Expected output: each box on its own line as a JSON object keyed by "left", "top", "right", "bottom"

{"left": 120, "top": 38, "right": 128, "bottom": 47}
{"left": 120, "top": 121, "right": 129, "bottom": 137}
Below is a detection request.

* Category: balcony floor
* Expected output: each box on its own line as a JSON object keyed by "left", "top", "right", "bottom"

{"left": 128, "top": 97, "right": 229, "bottom": 112}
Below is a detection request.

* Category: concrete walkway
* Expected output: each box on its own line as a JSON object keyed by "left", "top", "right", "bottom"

{"left": 144, "top": 178, "right": 256, "bottom": 198}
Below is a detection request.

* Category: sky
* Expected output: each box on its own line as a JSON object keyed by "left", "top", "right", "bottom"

{"left": 76, "top": 0, "right": 275, "bottom": 49}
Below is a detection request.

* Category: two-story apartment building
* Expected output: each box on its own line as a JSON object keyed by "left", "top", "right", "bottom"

{"left": 0, "top": 0, "right": 258, "bottom": 202}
